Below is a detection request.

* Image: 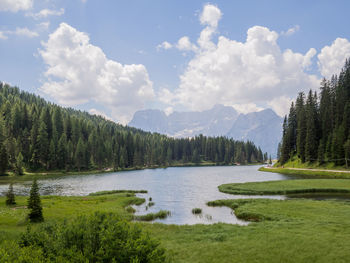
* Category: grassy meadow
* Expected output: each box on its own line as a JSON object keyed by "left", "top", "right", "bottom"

{"left": 0, "top": 185, "right": 350, "bottom": 262}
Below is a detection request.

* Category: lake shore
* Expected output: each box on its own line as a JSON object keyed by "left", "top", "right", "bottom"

{"left": 259, "top": 166, "right": 350, "bottom": 178}
{"left": 0, "top": 162, "right": 264, "bottom": 183}
{"left": 217, "top": 179, "right": 350, "bottom": 195}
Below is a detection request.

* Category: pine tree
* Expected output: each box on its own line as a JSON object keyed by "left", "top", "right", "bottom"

{"left": 27, "top": 179, "right": 43, "bottom": 222}
{"left": 5, "top": 183, "right": 16, "bottom": 206}
{"left": 0, "top": 144, "right": 8, "bottom": 175}
{"left": 305, "top": 90, "right": 318, "bottom": 162}
{"left": 296, "top": 92, "right": 307, "bottom": 162}
{"left": 75, "top": 137, "right": 85, "bottom": 171}
{"left": 37, "top": 121, "right": 49, "bottom": 169}
{"left": 15, "top": 152, "right": 24, "bottom": 175}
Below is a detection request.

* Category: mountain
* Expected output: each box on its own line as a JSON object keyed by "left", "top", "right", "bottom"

{"left": 129, "top": 104, "right": 238, "bottom": 137}
{"left": 226, "top": 109, "right": 283, "bottom": 157}
{"left": 129, "top": 105, "right": 283, "bottom": 157}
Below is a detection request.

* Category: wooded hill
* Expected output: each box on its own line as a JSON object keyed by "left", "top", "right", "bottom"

{"left": 0, "top": 83, "right": 267, "bottom": 175}
{"left": 279, "top": 59, "right": 350, "bottom": 166}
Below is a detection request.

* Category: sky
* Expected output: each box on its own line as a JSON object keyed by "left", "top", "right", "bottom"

{"left": 1, "top": 0, "right": 350, "bottom": 124}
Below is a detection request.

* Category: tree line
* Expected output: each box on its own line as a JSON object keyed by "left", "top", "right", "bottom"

{"left": 0, "top": 83, "right": 267, "bottom": 174}
{"left": 279, "top": 59, "right": 350, "bottom": 166}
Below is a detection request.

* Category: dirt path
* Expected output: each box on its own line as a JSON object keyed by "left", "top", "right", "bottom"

{"left": 264, "top": 166, "right": 350, "bottom": 173}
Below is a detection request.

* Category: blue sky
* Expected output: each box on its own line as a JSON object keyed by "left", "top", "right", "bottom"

{"left": 1, "top": 0, "right": 350, "bottom": 123}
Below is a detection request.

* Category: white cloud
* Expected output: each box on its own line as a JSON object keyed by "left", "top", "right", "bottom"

{"left": 0, "top": 22, "right": 50, "bottom": 40}
{"left": 0, "top": 31, "right": 8, "bottom": 40}
{"left": 26, "top": 8, "right": 64, "bottom": 19}
{"left": 232, "top": 103, "right": 264, "bottom": 114}
{"left": 281, "top": 25, "right": 300, "bottom": 36}
{"left": 157, "top": 41, "right": 172, "bottom": 50}
{"left": 39, "top": 23, "right": 154, "bottom": 124}
{"left": 164, "top": 107, "right": 174, "bottom": 116}
{"left": 176, "top": 36, "right": 197, "bottom": 52}
{"left": 317, "top": 38, "right": 350, "bottom": 78}
{"left": 267, "top": 96, "right": 293, "bottom": 117}
{"left": 159, "top": 5, "right": 319, "bottom": 117}
{"left": 13, "top": 27, "right": 38, "bottom": 37}
{"left": 199, "top": 4, "right": 222, "bottom": 28}
{"left": 0, "top": 0, "right": 32, "bottom": 12}
{"left": 89, "top": 108, "right": 113, "bottom": 121}
{"left": 37, "top": 21, "right": 50, "bottom": 31}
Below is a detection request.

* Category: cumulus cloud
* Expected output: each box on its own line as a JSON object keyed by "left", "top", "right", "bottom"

{"left": 157, "top": 41, "right": 172, "bottom": 50}
{"left": 281, "top": 25, "right": 300, "bottom": 36}
{"left": 0, "top": 31, "right": 8, "bottom": 40}
{"left": 89, "top": 108, "right": 113, "bottom": 121}
{"left": 267, "top": 96, "right": 293, "bottom": 117}
{"left": 13, "top": 27, "right": 39, "bottom": 37}
{"left": 39, "top": 23, "right": 154, "bottom": 124}
{"left": 176, "top": 36, "right": 197, "bottom": 52}
{"left": 318, "top": 38, "right": 350, "bottom": 78}
{"left": 159, "top": 4, "right": 319, "bottom": 117}
{"left": 26, "top": 8, "right": 64, "bottom": 19}
{"left": 0, "top": 27, "right": 39, "bottom": 39}
{"left": 0, "top": 0, "right": 32, "bottom": 12}
{"left": 199, "top": 4, "right": 222, "bottom": 28}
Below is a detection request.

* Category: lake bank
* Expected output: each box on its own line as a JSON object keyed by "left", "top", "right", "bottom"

{"left": 218, "top": 179, "right": 350, "bottom": 195}
{"left": 259, "top": 166, "right": 350, "bottom": 178}
{"left": 0, "top": 162, "right": 264, "bottom": 184}
{"left": 2, "top": 192, "right": 350, "bottom": 262}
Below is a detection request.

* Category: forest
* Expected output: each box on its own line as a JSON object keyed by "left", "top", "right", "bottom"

{"left": 279, "top": 59, "right": 350, "bottom": 166}
{"left": 0, "top": 83, "right": 267, "bottom": 175}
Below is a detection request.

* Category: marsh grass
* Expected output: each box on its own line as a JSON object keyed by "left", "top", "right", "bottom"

{"left": 218, "top": 179, "right": 350, "bottom": 195}
{"left": 134, "top": 210, "right": 170, "bottom": 221}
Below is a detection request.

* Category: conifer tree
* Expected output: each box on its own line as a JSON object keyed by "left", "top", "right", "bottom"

{"left": 5, "top": 183, "right": 16, "bottom": 206}
{"left": 15, "top": 152, "right": 24, "bottom": 175}
{"left": 28, "top": 179, "right": 43, "bottom": 222}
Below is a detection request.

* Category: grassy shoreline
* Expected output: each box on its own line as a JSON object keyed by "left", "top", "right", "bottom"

{"left": 218, "top": 179, "right": 350, "bottom": 195}
{"left": 0, "top": 162, "right": 263, "bottom": 183}
{"left": 259, "top": 166, "right": 350, "bottom": 178}
{"left": 1, "top": 189, "right": 350, "bottom": 262}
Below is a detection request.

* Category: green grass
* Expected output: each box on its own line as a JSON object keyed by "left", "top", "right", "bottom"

{"left": 218, "top": 179, "right": 350, "bottom": 195}
{"left": 142, "top": 198, "right": 350, "bottom": 262}
{"left": 2, "top": 190, "right": 350, "bottom": 262}
{"left": 134, "top": 210, "right": 171, "bottom": 221}
{"left": 88, "top": 189, "right": 147, "bottom": 196}
{"left": 259, "top": 166, "right": 350, "bottom": 178}
{"left": 191, "top": 208, "right": 202, "bottom": 214}
{"left": 0, "top": 192, "right": 145, "bottom": 241}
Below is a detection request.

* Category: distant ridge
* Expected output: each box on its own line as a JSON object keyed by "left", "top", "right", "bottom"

{"left": 129, "top": 105, "right": 283, "bottom": 157}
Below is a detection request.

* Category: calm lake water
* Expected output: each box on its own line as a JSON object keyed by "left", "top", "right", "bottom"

{"left": 0, "top": 165, "right": 290, "bottom": 225}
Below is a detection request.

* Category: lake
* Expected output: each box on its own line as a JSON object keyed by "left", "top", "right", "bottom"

{"left": 0, "top": 165, "right": 290, "bottom": 225}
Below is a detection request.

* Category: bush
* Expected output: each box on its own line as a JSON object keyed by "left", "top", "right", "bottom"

{"left": 27, "top": 179, "right": 43, "bottom": 222}
{"left": 19, "top": 212, "right": 167, "bottom": 262}
{"left": 5, "top": 183, "right": 16, "bottom": 206}
{"left": 191, "top": 208, "right": 202, "bottom": 214}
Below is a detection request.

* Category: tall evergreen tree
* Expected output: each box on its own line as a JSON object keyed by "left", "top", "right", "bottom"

{"left": 28, "top": 179, "right": 43, "bottom": 222}
{"left": 5, "top": 183, "right": 16, "bottom": 206}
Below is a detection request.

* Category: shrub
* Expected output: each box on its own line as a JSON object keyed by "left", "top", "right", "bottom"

{"left": 192, "top": 208, "right": 202, "bottom": 214}
{"left": 27, "top": 179, "right": 43, "bottom": 222}
{"left": 5, "top": 183, "right": 16, "bottom": 206}
{"left": 19, "top": 212, "right": 167, "bottom": 262}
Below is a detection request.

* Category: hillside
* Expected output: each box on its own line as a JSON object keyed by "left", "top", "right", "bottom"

{"left": 0, "top": 83, "right": 267, "bottom": 175}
